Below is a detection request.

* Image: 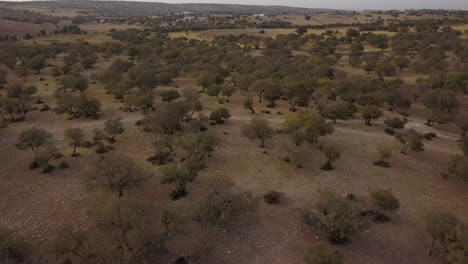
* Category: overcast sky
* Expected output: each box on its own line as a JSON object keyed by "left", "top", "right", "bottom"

{"left": 5, "top": 0, "right": 468, "bottom": 10}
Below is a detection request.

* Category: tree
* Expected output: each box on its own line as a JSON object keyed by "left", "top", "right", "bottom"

{"left": 361, "top": 105, "right": 383, "bottom": 125}
{"left": 16, "top": 63, "right": 29, "bottom": 81}
{"left": 56, "top": 94, "right": 101, "bottom": 119}
{"left": 244, "top": 95, "right": 255, "bottom": 114}
{"left": 296, "top": 26, "right": 308, "bottom": 35}
{"left": 370, "top": 189, "right": 400, "bottom": 212}
{"left": 182, "top": 87, "right": 203, "bottom": 119}
{"left": 64, "top": 128, "right": 85, "bottom": 157}
{"left": 249, "top": 79, "right": 274, "bottom": 103}
{"left": 384, "top": 116, "right": 407, "bottom": 134}
{"left": 172, "top": 131, "right": 215, "bottom": 161}
{"left": 104, "top": 117, "right": 124, "bottom": 143}
{"left": 206, "top": 85, "right": 223, "bottom": 101}
{"left": 283, "top": 110, "right": 334, "bottom": 145}
{"left": 221, "top": 85, "right": 236, "bottom": 102}
{"left": 0, "top": 226, "right": 29, "bottom": 263}
{"left": 302, "top": 191, "right": 362, "bottom": 244}
{"left": 16, "top": 127, "right": 52, "bottom": 152}
{"left": 242, "top": 116, "right": 275, "bottom": 148}
{"left": 263, "top": 80, "right": 283, "bottom": 108}
{"left": 320, "top": 101, "right": 357, "bottom": 123}
{"left": 82, "top": 155, "right": 147, "bottom": 197}
{"left": 425, "top": 211, "right": 460, "bottom": 255}
{"left": 321, "top": 144, "right": 341, "bottom": 170}
{"left": 304, "top": 242, "right": 343, "bottom": 264}
{"left": 28, "top": 54, "right": 46, "bottom": 74}
{"left": 61, "top": 74, "right": 88, "bottom": 93}
{"left": 424, "top": 89, "right": 459, "bottom": 114}
{"left": 2, "top": 84, "right": 37, "bottom": 121}
{"left": 50, "top": 196, "right": 173, "bottom": 263}
{"left": 396, "top": 129, "right": 424, "bottom": 154}
{"left": 461, "top": 135, "right": 468, "bottom": 156}
{"left": 161, "top": 161, "right": 199, "bottom": 200}
{"left": 33, "top": 143, "right": 58, "bottom": 173}
{"left": 454, "top": 115, "right": 468, "bottom": 140}
{"left": 394, "top": 56, "right": 410, "bottom": 70}
{"left": 444, "top": 155, "right": 468, "bottom": 182}
{"left": 160, "top": 89, "right": 180, "bottom": 103}
{"left": 209, "top": 107, "right": 231, "bottom": 124}
{"left": 194, "top": 179, "right": 255, "bottom": 227}
{"left": 374, "top": 144, "right": 393, "bottom": 167}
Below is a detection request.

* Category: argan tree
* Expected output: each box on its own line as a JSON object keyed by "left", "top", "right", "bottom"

{"left": 16, "top": 127, "right": 52, "bottom": 152}
{"left": 395, "top": 129, "right": 424, "bottom": 154}
{"left": 64, "top": 128, "right": 85, "bottom": 157}
{"left": 361, "top": 105, "right": 383, "bottom": 126}
{"left": 82, "top": 155, "right": 148, "bottom": 197}
{"left": 104, "top": 117, "right": 125, "bottom": 143}
{"left": 320, "top": 144, "right": 341, "bottom": 170}
{"left": 302, "top": 191, "right": 362, "bottom": 244}
{"left": 242, "top": 116, "right": 275, "bottom": 148}
{"left": 283, "top": 110, "right": 334, "bottom": 145}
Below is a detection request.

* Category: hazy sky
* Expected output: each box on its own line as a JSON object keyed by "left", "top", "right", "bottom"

{"left": 5, "top": 0, "right": 468, "bottom": 10}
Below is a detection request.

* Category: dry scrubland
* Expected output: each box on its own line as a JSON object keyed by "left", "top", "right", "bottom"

{"left": 0, "top": 4, "right": 467, "bottom": 264}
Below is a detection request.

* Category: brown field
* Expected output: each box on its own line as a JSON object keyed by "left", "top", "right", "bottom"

{"left": 0, "top": 19, "right": 56, "bottom": 37}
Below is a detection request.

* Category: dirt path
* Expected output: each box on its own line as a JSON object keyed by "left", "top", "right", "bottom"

{"left": 1, "top": 112, "right": 460, "bottom": 155}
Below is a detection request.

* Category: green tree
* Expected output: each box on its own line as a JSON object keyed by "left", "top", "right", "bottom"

{"left": 64, "top": 128, "right": 85, "bottom": 157}
{"left": 361, "top": 105, "right": 383, "bottom": 125}
{"left": 16, "top": 127, "right": 52, "bottom": 152}
{"left": 302, "top": 191, "right": 362, "bottom": 244}
{"left": 283, "top": 110, "right": 334, "bottom": 145}
{"left": 395, "top": 129, "right": 424, "bottom": 154}
{"left": 82, "top": 155, "right": 147, "bottom": 197}
{"left": 384, "top": 116, "right": 407, "bottom": 134}
{"left": 160, "top": 89, "right": 180, "bottom": 103}
{"left": 104, "top": 117, "right": 124, "bottom": 143}
{"left": 320, "top": 101, "right": 357, "bottom": 123}
{"left": 209, "top": 107, "right": 231, "bottom": 124}
{"left": 242, "top": 116, "right": 275, "bottom": 148}
{"left": 321, "top": 144, "right": 341, "bottom": 170}
{"left": 161, "top": 161, "right": 200, "bottom": 200}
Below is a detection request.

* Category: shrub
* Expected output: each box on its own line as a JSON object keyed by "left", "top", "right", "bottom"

{"left": 263, "top": 191, "right": 281, "bottom": 204}
{"left": 371, "top": 189, "right": 400, "bottom": 212}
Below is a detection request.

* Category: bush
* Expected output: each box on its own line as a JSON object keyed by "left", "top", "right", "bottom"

{"left": 424, "top": 132, "right": 437, "bottom": 141}
{"left": 371, "top": 189, "right": 400, "bottom": 212}
{"left": 59, "top": 161, "right": 69, "bottom": 169}
{"left": 302, "top": 192, "right": 362, "bottom": 244}
{"left": 263, "top": 191, "right": 281, "bottom": 204}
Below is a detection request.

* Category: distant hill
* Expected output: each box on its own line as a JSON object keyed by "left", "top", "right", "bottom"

{"left": 2, "top": 0, "right": 336, "bottom": 17}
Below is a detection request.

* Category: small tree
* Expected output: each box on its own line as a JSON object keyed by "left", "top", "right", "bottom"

{"left": 283, "top": 110, "right": 334, "bottom": 145}
{"left": 160, "top": 89, "right": 180, "bottom": 103}
{"left": 64, "top": 128, "right": 85, "bottom": 157}
{"left": 460, "top": 134, "right": 468, "bottom": 156}
{"left": 16, "top": 127, "right": 52, "bottom": 152}
{"left": 425, "top": 211, "right": 460, "bottom": 255}
{"left": 206, "top": 85, "right": 223, "bottom": 102}
{"left": 104, "top": 117, "right": 124, "bottom": 143}
{"left": 209, "top": 107, "right": 231, "bottom": 124}
{"left": 33, "top": 143, "right": 58, "bottom": 173}
{"left": 161, "top": 161, "right": 201, "bottom": 200}
{"left": 321, "top": 144, "right": 341, "bottom": 170}
{"left": 396, "top": 129, "right": 424, "bottom": 155}
{"left": 370, "top": 189, "right": 400, "bottom": 212}
{"left": 361, "top": 105, "right": 383, "bottom": 126}
{"left": 221, "top": 85, "right": 236, "bottom": 102}
{"left": 244, "top": 95, "right": 255, "bottom": 114}
{"left": 242, "top": 116, "right": 275, "bottom": 148}
{"left": 373, "top": 144, "right": 393, "bottom": 167}
{"left": 304, "top": 242, "right": 343, "bottom": 264}
{"left": 302, "top": 191, "right": 362, "bottom": 244}
{"left": 82, "top": 155, "right": 147, "bottom": 197}
{"left": 444, "top": 155, "right": 468, "bottom": 182}
{"left": 384, "top": 116, "right": 407, "bottom": 134}
{"left": 320, "top": 101, "right": 357, "bottom": 123}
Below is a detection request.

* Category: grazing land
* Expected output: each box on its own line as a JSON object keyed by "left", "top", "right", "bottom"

{"left": 0, "top": 1, "right": 467, "bottom": 264}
